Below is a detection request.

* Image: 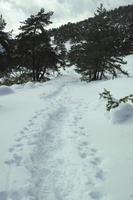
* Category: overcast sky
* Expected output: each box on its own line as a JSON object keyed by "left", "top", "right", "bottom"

{"left": 0, "top": 0, "right": 132, "bottom": 34}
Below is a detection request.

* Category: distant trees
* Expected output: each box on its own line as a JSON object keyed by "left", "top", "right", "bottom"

{"left": 50, "top": 4, "right": 133, "bottom": 49}
{"left": 15, "top": 9, "right": 61, "bottom": 82}
{"left": 69, "top": 4, "right": 129, "bottom": 81}
{"left": 109, "top": 5, "right": 133, "bottom": 54}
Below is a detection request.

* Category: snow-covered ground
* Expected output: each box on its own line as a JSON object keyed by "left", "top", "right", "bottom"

{"left": 0, "top": 55, "right": 133, "bottom": 200}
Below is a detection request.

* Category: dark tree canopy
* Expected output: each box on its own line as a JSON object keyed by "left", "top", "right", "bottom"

{"left": 69, "top": 4, "right": 129, "bottom": 81}
{"left": 49, "top": 4, "right": 133, "bottom": 48}
{"left": 15, "top": 9, "right": 60, "bottom": 82}
{"left": 0, "top": 15, "right": 11, "bottom": 76}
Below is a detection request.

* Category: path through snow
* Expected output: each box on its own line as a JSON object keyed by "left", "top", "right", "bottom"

{"left": 2, "top": 75, "right": 106, "bottom": 200}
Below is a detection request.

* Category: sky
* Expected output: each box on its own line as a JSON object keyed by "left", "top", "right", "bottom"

{"left": 0, "top": 0, "right": 132, "bottom": 34}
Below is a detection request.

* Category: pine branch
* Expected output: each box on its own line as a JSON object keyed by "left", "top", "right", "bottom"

{"left": 100, "top": 89, "right": 133, "bottom": 111}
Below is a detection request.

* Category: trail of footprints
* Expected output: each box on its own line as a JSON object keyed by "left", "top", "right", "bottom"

{"left": 69, "top": 101, "right": 107, "bottom": 199}
{"left": 5, "top": 93, "right": 67, "bottom": 167}
{"left": 5, "top": 108, "right": 47, "bottom": 167}
{"left": 4, "top": 89, "right": 107, "bottom": 200}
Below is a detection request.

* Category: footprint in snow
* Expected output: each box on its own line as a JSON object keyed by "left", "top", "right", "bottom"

{"left": 95, "top": 169, "right": 105, "bottom": 181}
{"left": 15, "top": 137, "right": 23, "bottom": 142}
{"left": 86, "top": 178, "right": 95, "bottom": 186}
{"left": 91, "top": 157, "right": 102, "bottom": 166}
{"left": 79, "top": 126, "right": 85, "bottom": 130}
{"left": 78, "top": 147, "right": 89, "bottom": 154}
{"left": 5, "top": 159, "right": 14, "bottom": 165}
{"left": 90, "top": 148, "right": 98, "bottom": 156}
{"left": 13, "top": 154, "right": 23, "bottom": 166}
{"left": 91, "top": 148, "right": 98, "bottom": 153}
{"left": 73, "top": 116, "right": 81, "bottom": 122}
{"left": 9, "top": 143, "right": 23, "bottom": 153}
{"left": 89, "top": 191, "right": 105, "bottom": 199}
{"left": 28, "top": 142, "right": 36, "bottom": 146}
{"left": 5, "top": 154, "right": 23, "bottom": 166}
{"left": 27, "top": 122, "right": 34, "bottom": 127}
{"left": 74, "top": 130, "right": 78, "bottom": 134}
{"left": 20, "top": 130, "right": 25, "bottom": 135}
{"left": 9, "top": 147, "right": 14, "bottom": 152}
{"left": 80, "top": 152, "right": 88, "bottom": 159}
{"left": 78, "top": 141, "right": 91, "bottom": 160}
{"left": 32, "top": 115, "right": 37, "bottom": 119}
{"left": 23, "top": 127, "right": 29, "bottom": 131}
{"left": 81, "top": 141, "right": 89, "bottom": 146}
{"left": 15, "top": 143, "right": 23, "bottom": 148}
{"left": 40, "top": 109, "right": 45, "bottom": 112}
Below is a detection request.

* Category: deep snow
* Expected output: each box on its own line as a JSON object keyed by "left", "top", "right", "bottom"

{"left": 0, "top": 55, "right": 133, "bottom": 200}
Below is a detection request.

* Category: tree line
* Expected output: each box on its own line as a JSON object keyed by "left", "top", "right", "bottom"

{"left": 0, "top": 9, "right": 65, "bottom": 84}
{"left": 0, "top": 4, "right": 133, "bottom": 84}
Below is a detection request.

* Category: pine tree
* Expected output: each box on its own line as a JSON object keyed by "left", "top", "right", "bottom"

{"left": 69, "top": 4, "right": 129, "bottom": 81}
{"left": 16, "top": 9, "right": 60, "bottom": 82}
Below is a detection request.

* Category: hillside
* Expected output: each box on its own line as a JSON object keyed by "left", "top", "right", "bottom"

{"left": 49, "top": 4, "right": 133, "bottom": 44}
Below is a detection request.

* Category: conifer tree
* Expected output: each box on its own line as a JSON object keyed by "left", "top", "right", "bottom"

{"left": 69, "top": 4, "right": 129, "bottom": 81}
{"left": 16, "top": 9, "right": 60, "bottom": 82}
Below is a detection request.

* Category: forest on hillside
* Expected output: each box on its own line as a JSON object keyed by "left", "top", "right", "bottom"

{"left": 0, "top": 4, "right": 133, "bottom": 85}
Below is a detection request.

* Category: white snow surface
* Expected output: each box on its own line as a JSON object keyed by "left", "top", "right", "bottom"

{"left": 0, "top": 86, "right": 14, "bottom": 96}
{"left": 0, "top": 44, "right": 6, "bottom": 54}
{"left": 0, "top": 55, "right": 133, "bottom": 200}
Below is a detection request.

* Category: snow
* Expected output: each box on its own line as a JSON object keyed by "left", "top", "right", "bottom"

{"left": 0, "top": 55, "right": 133, "bottom": 200}
{"left": 0, "top": 44, "right": 6, "bottom": 53}
{"left": 111, "top": 103, "right": 133, "bottom": 123}
{"left": 0, "top": 86, "right": 14, "bottom": 96}
{"left": 65, "top": 41, "right": 72, "bottom": 52}
{"left": 24, "top": 82, "right": 37, "bottom": 89}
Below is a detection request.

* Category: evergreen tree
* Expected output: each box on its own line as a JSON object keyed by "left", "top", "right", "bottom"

{"left": 69, "top": 4, "right": 128, "bottom": 82}
{"left": 16, "top": 9, "right": 60, "bottom": 82}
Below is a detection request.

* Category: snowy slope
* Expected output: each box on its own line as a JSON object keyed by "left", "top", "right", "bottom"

{"left": 0, "top": 55, "right": 133, "bottom": 200}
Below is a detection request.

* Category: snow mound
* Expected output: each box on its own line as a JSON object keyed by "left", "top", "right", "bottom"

{"left": 111, "top": 103, "right": 133, "bottom": 124}
{"left": 11, "top": 84, "right": 24, "bottom": 90}
{"left": 34, "top": 82, "right": 43, "bottom": 87}
{"left": 0, "top": 86, "right": 14, "bottom": 96}
{"left": 24, "top": 82, "right": 36, "bottom": 89}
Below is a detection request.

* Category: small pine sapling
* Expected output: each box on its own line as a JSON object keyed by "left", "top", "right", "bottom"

{"left": 99, "top": 89, "right": 133, "bottom": 111}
